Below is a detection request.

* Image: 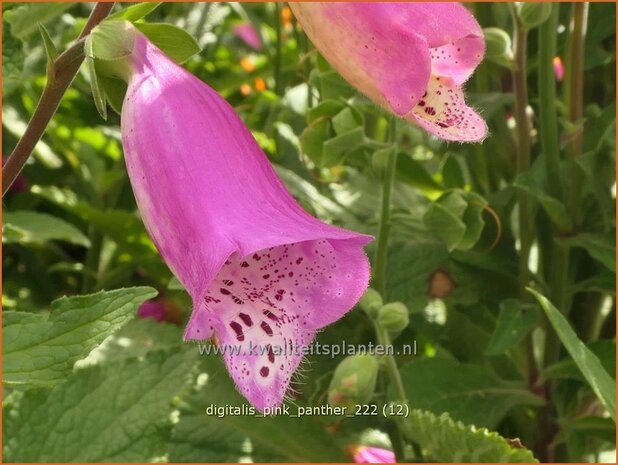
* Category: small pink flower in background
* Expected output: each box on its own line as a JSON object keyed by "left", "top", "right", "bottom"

{"left": 233, "top": 23, "right": 262, "bottom": 50}
{"left": 290, "top": 2, "right": 487, "bottom": 142}
{"left": 352, "top": 445, "right": 396, "bottom": 463}
{"left": 553, "top": 56, "right": 564, "bottom": 82}
{"left": 138, "top": 300, "right": 167, "bottom": 322}
{"left": 121, "top": 31, "right": 371, "bottom": 411}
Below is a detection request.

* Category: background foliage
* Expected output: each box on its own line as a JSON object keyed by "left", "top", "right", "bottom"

{"left": 2, "top": 2, "right": 616, "bottom": 463}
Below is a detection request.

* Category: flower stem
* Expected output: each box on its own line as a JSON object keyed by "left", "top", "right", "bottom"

{"left": 374, "top": 119, "right": 398, "bottom": 296}
{"left": 2, "top": 2, "right": 114, "bottom": 196}
{"left": 273, "top": 2, "right": 283, "bottom": 96}
{"left": 538, "top": 4, "right": 563, "bottom": 200}
{"left": 565, "top": 2, "right": 589, "bottom": 221}
{"left": 510, "top": 10, "right": 534, "bottom": 297}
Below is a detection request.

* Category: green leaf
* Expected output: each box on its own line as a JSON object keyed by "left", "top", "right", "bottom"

{"left": 4, "top": 2, "right": 72, "bottom": 39}
{"left": 2, "top": 25, "right": 25, "bottom": 96}
{"left": 486, "top": 299, "right": 540, "bottom": 355}
{"left": 422, "top": 191, "right": 468, "bottom": 252}
{"left": 3, "top": 287, "right": 157, "bottom": 386}
{"left": 558, "top": 233, "right": 616, "bottom": 273}
{"left": 542, "top": 340, "right": 616, "bottom": 382}
{"left": 108, "top": 2, "right": 163, "bottom": 22}
{"left": 307, "top": 99, "right": 346, "bottom": 123}
{"left": 299, "top": 118, "right": 329, "bottom": 165}
{"left": 3, "top": 349, "right": 196, "bottom": 462}
{"left": 134, "top": 23, "right": 200, "bottom": 63}
{"left": 169, "top": 355, "right": 347, "bottom": 462}
{"left": 403, "top": 409, "right": 538, "bottom": 462}
{"left": 528, "top": 288, "right": 616, "bottom": 421}
{"left": 331, "top": 107, "right": 362, "bottom": 135}
{"left": 395, "top": 358, "right": 544, "bottom": 428}
{"left": 458, "top": 194, "right": 486, "bottom": 251}
{"left": 321, "top": 126, "right": 365, "bottom": 167}
{"left": 2, "top": 211, "right": 90, "bottom": 247}
{"left": 514, "top": 172, "right": 573, "bottom": 231}
{"left": 442, "top": 154, "right": 465, "bottom": 188}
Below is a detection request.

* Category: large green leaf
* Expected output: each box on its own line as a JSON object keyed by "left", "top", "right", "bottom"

{"left": 3, "top": 211, "right": 90, "bottom": 247}
{"left": 395, "top": 358, "right": 544, "bottom": 428}
{"left": 529, "top": 288, "right": 616, "bottom": 421}
{"left": 403, "top": 409, "right": 538, "bottom": 462}
{"left": 3, "top": 287, "right": 157, "bottom": 386}
{"left": 169, "top": 355, "right": 347, "bottom": 462}
{"left": 3, "top": 349, "right": 196, "bottom": 462}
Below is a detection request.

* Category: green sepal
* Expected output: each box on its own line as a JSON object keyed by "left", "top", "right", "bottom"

{"left": 38, "top": 23, "right": 57, "bottom": 81}
{"left": 84, "top": 36, "right": 107, "bottom": 120}
{"left": 108, "top": 2, "right": 163, "bottom": 22}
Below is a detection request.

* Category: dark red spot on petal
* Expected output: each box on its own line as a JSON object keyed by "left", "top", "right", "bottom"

{"left": 261, "top": 321, "right": 273, "bottom": 336}
{"left": 230, "top": 321, "right": 244, "bottom": 341}
{"left": 238, "top": 312, "right": 253, "bottom": 326}
{"left": 260, "top": 366, "right": 269, "bottom": 377}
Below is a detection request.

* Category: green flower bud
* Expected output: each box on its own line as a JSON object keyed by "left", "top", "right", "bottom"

{"left": 516, "top": 3, "right": 553, "bottom": 30}
{"left": 483, "top": 28, "right": 513, "bottom": 68}
{"left": 328, "top": 355, "right": 379, "bottom": 408}
{"left": 376, "top": 302, "right": 409, "bottom": 336}
{"left": 358, "top": 287, "right": 383, "bottom": 318}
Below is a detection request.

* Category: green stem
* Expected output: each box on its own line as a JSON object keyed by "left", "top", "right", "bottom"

{"left": 373, "top": 119, "right": 398, "bottom": 296}
{"left": 2, "top": 2, "right": 114, "bottom": 196}
{"left": 273, "top": 2, "right": 283, "bottom": 96}
{"left": 371, "top": 318, "right": 409, "bottom": 460}
{"left": 538, "top": 4, "right": 563, "bottom": 200}
{"left": 510, "top": 10, "right": 534, "bottom": 296}
{"left": 566, "top": 3, "right": 589, "bottom": 222}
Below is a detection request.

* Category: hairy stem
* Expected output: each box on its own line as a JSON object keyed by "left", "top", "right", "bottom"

{"left": 2, "top": 2, "right": 114, "bottom": 196}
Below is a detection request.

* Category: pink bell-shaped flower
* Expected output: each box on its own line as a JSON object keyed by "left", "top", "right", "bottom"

{"left": 352, "top": 446, "right": 396, "bottom": 463}
{"left": 121, "top": 31, "right": 371, "bottom": 410}
{"left": 290, "top": 2, "right": 487, "bottom": 142}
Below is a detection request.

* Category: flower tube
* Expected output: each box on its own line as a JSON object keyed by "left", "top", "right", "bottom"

{"left": 120, "top": 30, "right": 371, "bottom": 410}
{"left": 290, "top": 2, "right": 487, "bottom": 142}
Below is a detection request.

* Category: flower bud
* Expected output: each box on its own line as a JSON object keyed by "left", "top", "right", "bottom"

{"left": 358, "top": 288, "right": 383, "bottom": 318}
{"left": 483, "top": 28, "right": 513, "bottom": 68}
{"left": 328, "top": 355, "right": 379, "bottom": 408}
{"left": 516, "top": 3, "right": 553, "bottom": 30}
{"left": 376, "top": 302, "right": 409, "bottom": 336}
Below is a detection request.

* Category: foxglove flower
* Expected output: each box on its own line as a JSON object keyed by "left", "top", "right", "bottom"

{"left": 352, "top": 446, "right": 396, "bottom": 463}
{"left": 290, "top": 2, "right": 487, "bottom": 142}
{"left": 121, "top": 31, "right": 371, "bottom": 410}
